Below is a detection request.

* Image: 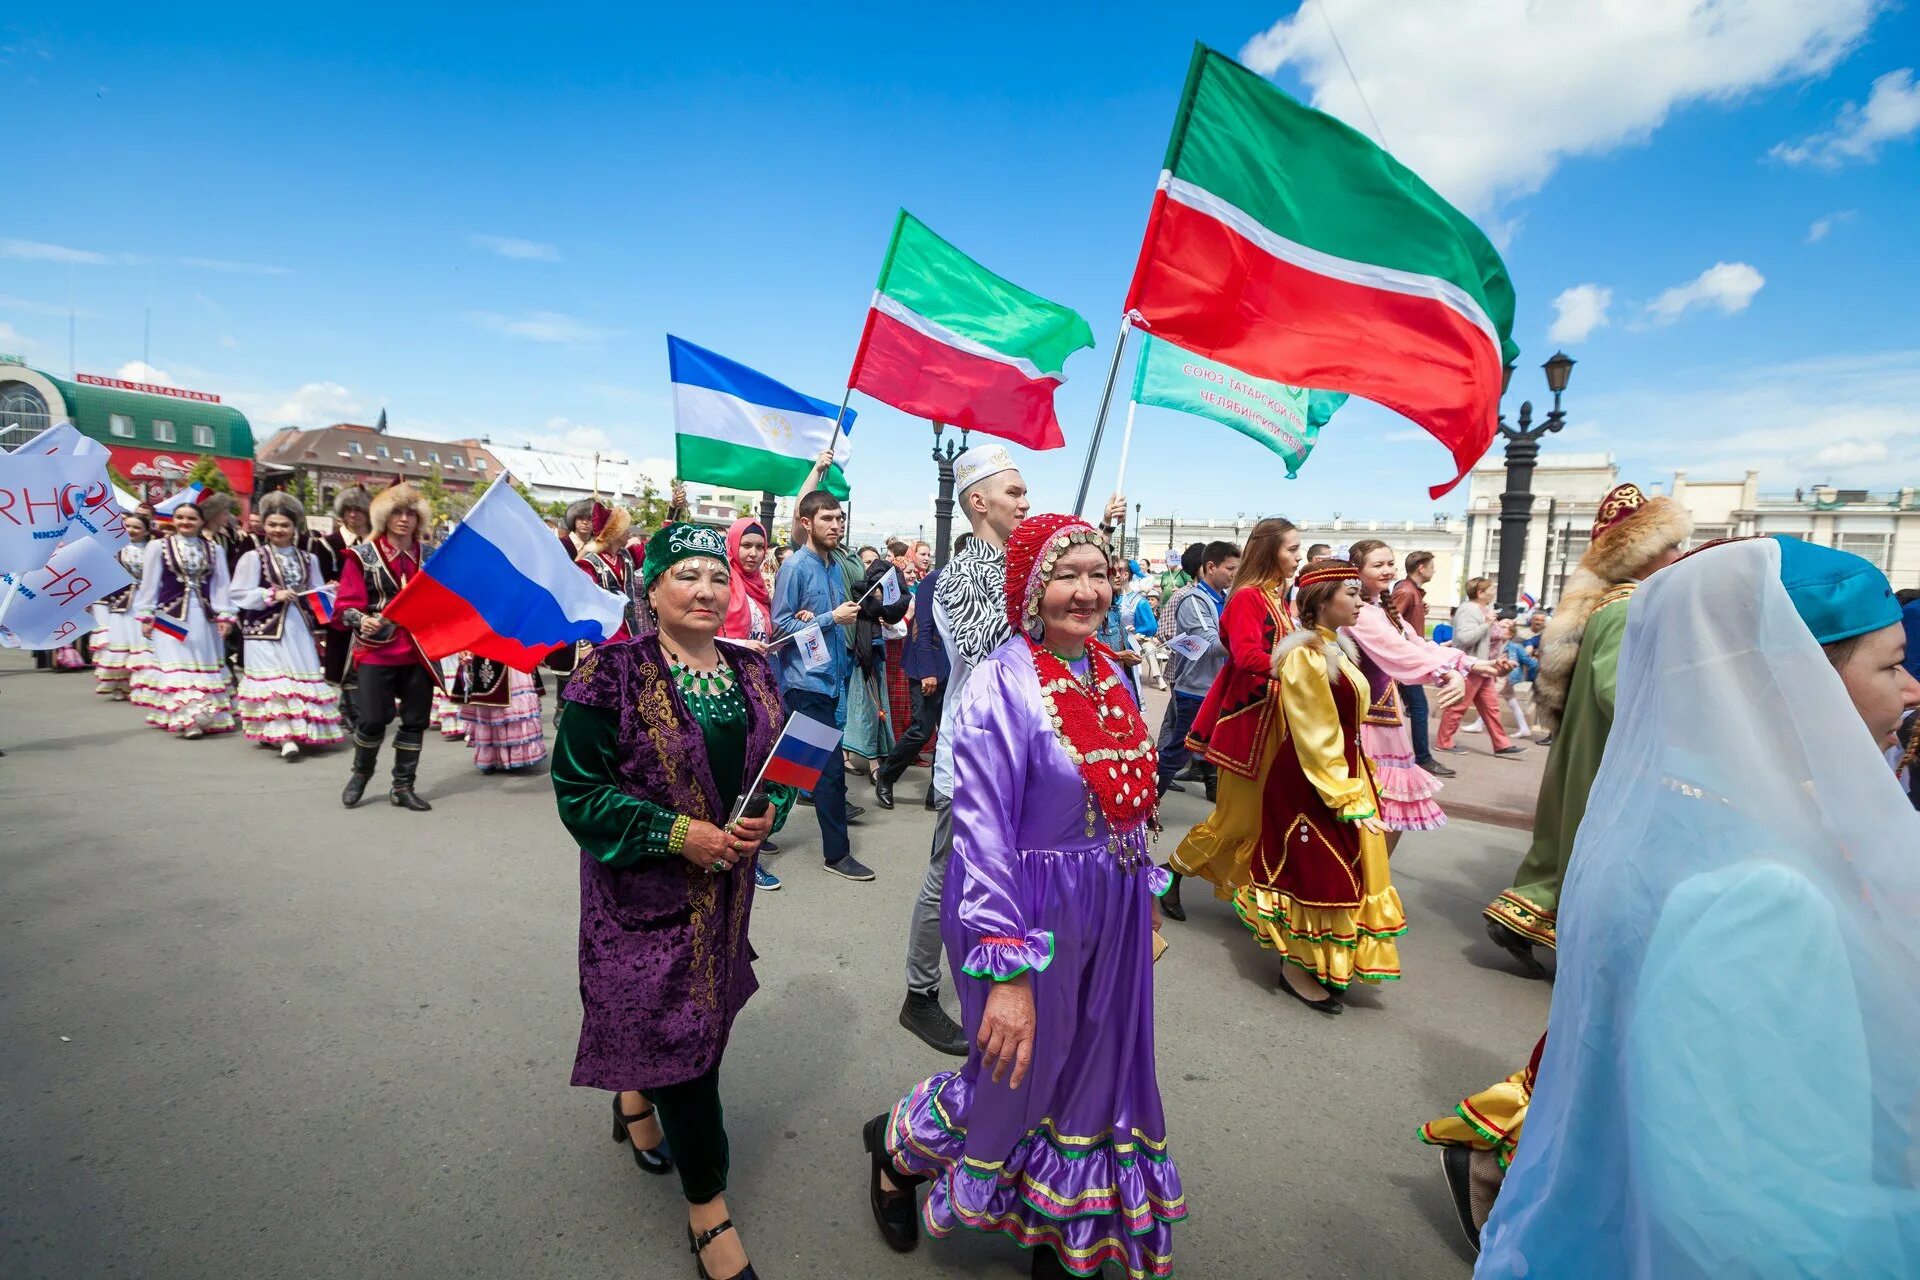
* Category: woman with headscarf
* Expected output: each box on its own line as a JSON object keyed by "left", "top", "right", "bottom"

{"left": 840, "top": 549, "right": 910, "bottom": 772}
{"left": 1228, "top": 558, "right": 1401, "bottom": 1014}
{"left": 94, "top": 511, "right": 155, "bottom": 702}
{"left": 721, "top": 518, "right": 774, "bottom": 645}
{"left": 229, "top": 493, "right": 346, "bottom": 758}
{"left": 862, "top": 514, "right": 1182, "bottom": 1280}
{"left": 1475, "top": 536, "right": 1920, "bottom": 1276}
{"left": 552, "top": 521, "right": 794, "bottom": 1280}
{"left": 132, "top": 501, "right": 237, "bottom": 739}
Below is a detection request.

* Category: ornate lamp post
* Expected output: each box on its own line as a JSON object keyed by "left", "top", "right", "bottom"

{"left": 758, "top": 491, "right": 778, "bottom": 540}
{"left": 931, "top": 420, "right": 969, "bottom": 570}
{"left": 1494, "top": 351, "right": 1575, "bottom": 611}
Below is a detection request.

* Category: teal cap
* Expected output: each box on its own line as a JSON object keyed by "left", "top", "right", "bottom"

{"left": 1773, "top": 534, "right": 1899, "bottom": 645}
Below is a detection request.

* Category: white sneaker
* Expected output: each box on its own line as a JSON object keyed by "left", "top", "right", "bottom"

{"left": 1461, "top": 720, "right": 1485, "bottom": 734}
{"left": 281, "top": 741, "right": 301, "bottom": 759}
{"left": 180, "top": 723, "right": 205, "bottom": 740}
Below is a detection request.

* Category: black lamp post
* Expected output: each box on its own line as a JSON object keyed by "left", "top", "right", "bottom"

{"left": 1494, "top": 351, "right": 1575, "bottom": 611}
{"left": 758, "top": 490, "right": 777, "bottom": 541}
{"left": 931, "top": 420, "right": 968, "bottom": 570}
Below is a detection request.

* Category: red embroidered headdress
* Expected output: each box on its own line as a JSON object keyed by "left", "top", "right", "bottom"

{"left": 1002, "top": 514, "right": 1159, "bottom": 858}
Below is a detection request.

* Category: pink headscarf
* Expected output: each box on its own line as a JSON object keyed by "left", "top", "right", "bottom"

{"left": 723, "top": 517, "right": 773, "bottom": 640}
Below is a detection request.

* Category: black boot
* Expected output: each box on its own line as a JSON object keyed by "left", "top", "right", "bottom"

{"left": 863, "top": 1113, "right": 924, "bottom": 1252}
{"left": 899, "top": 990, "right": 968, "bottom": 1056}
{"left": 1031, "top": 1243, "right": 1076, "bottom": 1278}
{"left": 1484, "top": 916, "right": 1546, "bottom": 979}
{"left": 1203, "top": 768, "right": 1218, "bottom": 803}
{"left": 390, "top": 730, "right": 433, "bottom": 811}
{"left": 1160, "top": 870, "right": 1187, "bottom": 922}
{"left": 342, "top": 732, "right": 381, "bottom": 808}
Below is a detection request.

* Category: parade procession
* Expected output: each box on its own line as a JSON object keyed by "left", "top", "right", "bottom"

{"left": 6, "top": 6, "right": 1920, "bottom": 1279}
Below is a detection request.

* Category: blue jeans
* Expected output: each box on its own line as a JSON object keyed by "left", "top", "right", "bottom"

{"left": 783, "top": 687, "right": 850, "bottom": 866}
{"left": 1399, "top": 682, "right": 1432, "bottom": 762}
{"left": 1156, "top": 691, "right": 1206, "bottom": 793}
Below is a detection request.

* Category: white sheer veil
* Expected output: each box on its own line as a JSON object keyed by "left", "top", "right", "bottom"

{"left": 1478, "top": 537, "right": 1920, "bottom": 1277}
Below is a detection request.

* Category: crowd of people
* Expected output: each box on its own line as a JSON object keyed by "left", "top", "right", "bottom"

{"left": 17, "top": 457, "right": 1920, "bottom": 1279}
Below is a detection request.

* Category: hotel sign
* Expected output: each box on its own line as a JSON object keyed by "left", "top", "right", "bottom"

{"left": 74, "top": 372, "right": 221, "bottom": 404}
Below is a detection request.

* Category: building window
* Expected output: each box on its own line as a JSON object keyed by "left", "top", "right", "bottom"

{"left": 349, "top": 441, "right": 363, "bottom": 455}
{"left": 110, "top": 413, "right": 135, "bottom": 438}
{"left": 1688, "top": 525, "right": 1735, "bottom": 549}
{"left": 403, "top": 447, "right": 416, "bottom": 461}
{"left": 451, "top": 455, "right": 465, "bottom": 468}
{"left": 1837, "top": 532, "right": 1893, "bottom": 570}
{"left": 193, "top": 424, "right": 214, "bottom": 447}
{"left": 154, "top": 419, "right": 176, "bottom": 443}
{"left": 0, "top": 383, "right": 53, "bottom": 447}
{"left": 474, "top": 457, "right": 487, "bottom": 471}
{"left": 429, "top": 451, "right": 440, "bottom": 464}
{"left": 376, "top": 445, "right": 390, "bottom": 459}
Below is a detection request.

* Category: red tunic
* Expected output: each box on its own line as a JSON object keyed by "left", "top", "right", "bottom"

{"left": 1184, "top": 586, "right": 1292, "bottom": 779}
{"left": 1253, "top": 639, "right": 1373, "bottom": 911}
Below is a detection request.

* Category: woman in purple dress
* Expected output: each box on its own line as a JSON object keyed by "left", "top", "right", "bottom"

{"left": 863, "top": 513, "right": 1183, "bottom": 1280}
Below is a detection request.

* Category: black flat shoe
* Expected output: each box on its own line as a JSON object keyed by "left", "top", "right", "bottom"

{"left": 845, "top": 803, "right": 866, "bottom": 822}
{"left": 1440, "top": 1145, "right": 1484, "bottom": 1255}
{"left": 1484, "top": 917, "right": 1547, "bottom": 979}
{"left": 1277, "top": 969, "right": 1343, "bottom": 1015}
{"left": 863, "top": 1113, "right": 922, "bottom": 1252}
{"left": 1031, "top": 1243, "right": 1076, "bottom": 1278}
{"left": 874, "top": 778, "right": 895, "bottom": 810}
{"left": 1159, "top": 871, "right": 1187, "bottom": 922}
{"left": 611, "top": 1092, "right": 674, "bottom": 1175}
{"left": 756, "top": 839, "right": 779, "bottom": 856}
{"left": 688, "top": 1219, "right": 758, "bottom": 1280}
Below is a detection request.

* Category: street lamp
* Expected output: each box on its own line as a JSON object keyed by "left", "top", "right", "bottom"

{"left": 930, "top": 420, "right": 969, "bottom": 570}
{"left": 1493, "top": 351, "right": 1575, "bottom": 611}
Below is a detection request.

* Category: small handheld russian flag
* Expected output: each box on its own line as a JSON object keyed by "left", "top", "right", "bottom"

{"left": 301, "top": 587, "right": 339, "bottom": 628}
{"left": 149, "top": 613, "right": 190, "bottom": 641}
{"left": 757, "top": 711, "right": 843, "bottom": 795}
{"left": 153, "top": 482, "right": 207, "bottom": 517}
{"left": 1517, "top": 591, "right": 1538, "bottom": 611}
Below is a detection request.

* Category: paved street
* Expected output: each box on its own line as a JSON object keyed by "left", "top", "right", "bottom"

{"left": 2, "top": 651, "right": 1551, "bottom": 1279}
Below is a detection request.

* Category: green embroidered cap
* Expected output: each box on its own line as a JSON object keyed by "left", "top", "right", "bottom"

{"left": 642, "top": 521, "right": 730, "bottom": 588}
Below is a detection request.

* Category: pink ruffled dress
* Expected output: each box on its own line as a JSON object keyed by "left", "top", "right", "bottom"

{"left": 1343, "top": 603, "right": 1473, "bottom": 831}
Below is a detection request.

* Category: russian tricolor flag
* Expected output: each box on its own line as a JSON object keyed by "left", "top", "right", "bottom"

{"left": 149, "top": 614, "right": 190, "bottom": 641}
{"left": 382, "top": 477, "right": 627, "bottom": 671}
{"left": 153, "top": 482, "right": 206, "bottom": 516}
{"left": 758, "top": 712, "right": 843, "bottom": 793}
{"left": 301, "top": 586, "right": 339, "bottom": 628}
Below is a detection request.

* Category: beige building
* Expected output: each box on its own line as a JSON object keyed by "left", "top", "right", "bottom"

{"left": 1133, "top": 514, "right": 1470, "bottom": 611}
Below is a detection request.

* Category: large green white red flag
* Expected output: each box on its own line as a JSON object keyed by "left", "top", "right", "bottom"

{"left": 848, "top": 211, "right": 1093, "bottom": 451}
{"left": 1125, "top": 44, "right": 1518, "bottom": 497}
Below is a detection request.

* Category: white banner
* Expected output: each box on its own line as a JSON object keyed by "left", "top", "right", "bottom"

{"left": 11, "top": 419, "right": 109, "bottom": 458}
{"left": 0, "top": 451, "right": 114, "bottom": 574}
{"left": 0, "top": 536, "right": 134, "bottom": 649}
{"left": 796, "top": 622, "right": 831, "bottom": 672}
{"left": 1166, "top": 632, "right": 1212, "bottom": 661}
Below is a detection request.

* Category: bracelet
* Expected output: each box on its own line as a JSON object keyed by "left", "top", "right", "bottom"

{"left": 667, "top": 814, "right": 692, "bottom": 857}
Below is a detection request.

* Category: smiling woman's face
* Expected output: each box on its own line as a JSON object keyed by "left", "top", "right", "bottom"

{"left": 649, "top": 556, "right": 732, "bottom": 643}
{"left": 1039, "top": 543, "right": 1112, "bottom": 648}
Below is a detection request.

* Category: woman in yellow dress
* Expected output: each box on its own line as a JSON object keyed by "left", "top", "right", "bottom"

{"left": 1168, "top": 517, "right": 1301, "bottom": 914}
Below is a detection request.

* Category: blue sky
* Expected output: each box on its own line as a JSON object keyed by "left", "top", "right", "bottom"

{"left": 4, "top": 1, "right": 1918, "bottom": 538}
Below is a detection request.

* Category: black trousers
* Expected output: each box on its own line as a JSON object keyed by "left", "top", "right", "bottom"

{"left": 878, "top": 679, "right": 943, "bottom": 786}
{"left": 648, "top": 1064, "right": 728, "bottom": 1204}
{"left": 353, "top": 662, "right": 434, "bottom": 743}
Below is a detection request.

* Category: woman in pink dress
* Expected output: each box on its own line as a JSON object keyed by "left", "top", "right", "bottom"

{"left": 1343, "top": 540, "right": 1501, "bottom": 846}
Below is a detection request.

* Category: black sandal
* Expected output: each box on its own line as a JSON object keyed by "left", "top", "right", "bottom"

{"left": 610, "top": 1092, "right": 674, "bottom": 1175}
{"left": 1277, "top": 968, "right": 1344, "bottom": 1015}
{"left": 688, "top": 1218, "right": 758, "bottom": 1280}
{"left": 863, "top": 1113, "right": 923, "bottom": 1252}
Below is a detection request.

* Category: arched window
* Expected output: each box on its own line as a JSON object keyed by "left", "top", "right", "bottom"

{"left": 0, "top": 381, "right": 53, "bottom": 451}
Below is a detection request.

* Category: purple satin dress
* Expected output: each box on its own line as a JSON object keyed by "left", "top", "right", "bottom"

{"left": 884, "top": 639, "right": 1184, "bottom": 1279}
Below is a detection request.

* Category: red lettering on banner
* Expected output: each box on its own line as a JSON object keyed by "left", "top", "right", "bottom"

{"left": 0, "top": 489, "right": 15, "bottom": 526}
{"left": 21, "top": 488, "right": 63, "bottom": 523}
{"left": 74, "top": 372, "right": 220, "bottom": 403}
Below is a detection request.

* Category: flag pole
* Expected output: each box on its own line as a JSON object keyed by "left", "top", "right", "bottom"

{"left": 1072, "top": 313, "right": 1135, "bottom": 517}
{"left": 1111, "top": 398, "right": 1140, "bottom": 500}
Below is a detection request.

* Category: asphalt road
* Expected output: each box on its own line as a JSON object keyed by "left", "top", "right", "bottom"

{"left": 0, "top": 652, "right": 1551, "bottom": 1278}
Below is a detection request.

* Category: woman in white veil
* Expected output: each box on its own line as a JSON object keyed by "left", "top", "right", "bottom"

{"left": 1478, "top": 535, "right": 1920, "bottom": 1278}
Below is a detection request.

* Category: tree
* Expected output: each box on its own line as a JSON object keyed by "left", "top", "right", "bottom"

{"left": 107, "top": 462, "right": 137, "bottom": 495}
{"left": 420, "top": 464, "right": 454, "bottom": 525}
{"left": 631, "top": 481, "right": 672, "bottom": 532}
{"left": 183, "top": 455, "right": 235, "bottom": 496}
{"left": 290, "top": 471, "right": 320, "bottom": 514}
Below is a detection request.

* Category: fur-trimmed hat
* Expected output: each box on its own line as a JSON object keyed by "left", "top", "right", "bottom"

{"left": 257, "top": 490, "right": 308, "bottom": 535}
{"left": 584, "top": 502, "right": 632, "bottom": 552}
{"left": 333, "top": 485, "right": 372, "bottom": 518}
{"left": 564, "top": 498, "right": 595, "bottom": 531}
{"left": 199, "top": 491, "right": 236, "bottom": 525}
{"left": 1533, "top": 483, "right": 1692, "bottom": 732}
{"left": 369, "top": 481, "right": 432, "bottom": 534}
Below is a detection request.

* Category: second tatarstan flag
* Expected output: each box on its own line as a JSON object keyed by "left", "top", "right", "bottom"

{"left": 848, "top": 211, "right": 1093, "bottom": 451}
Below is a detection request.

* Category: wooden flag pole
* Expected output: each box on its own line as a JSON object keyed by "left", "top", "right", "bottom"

{"left": 1072, "top": 313, "right": 1135, "bottom": 517}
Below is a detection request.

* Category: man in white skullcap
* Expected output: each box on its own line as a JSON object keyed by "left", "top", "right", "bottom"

{"left": 896, "top": 443, "right": 1029, "bottom": 1053}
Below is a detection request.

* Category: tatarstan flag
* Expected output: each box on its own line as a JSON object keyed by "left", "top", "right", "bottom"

{"left": 849, "top": 211, "right": 1093, "bottom": 451}
{"left": 1126, "top": 44, "right": 1519, "bottom": 498}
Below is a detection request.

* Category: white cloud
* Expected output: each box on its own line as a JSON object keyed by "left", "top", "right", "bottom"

{"left": 464, "top": 309, "right": 616, "bottom": 345}
{"left": 1548, "top": 284, "right": 1613, "bottom": 343}
{"left": 469, "top": 233, "right": 562, "bottom": 262}
{"left": 0, "top": 320, "right": 45, "bottom": 357}
{"left": 0, "top": 292, "right": 84, "bottom": 317}
{"left": 0, "top": 236, "right": 112, "bottom": 265}
{"left": 226, "top": 381, "right": 369, "bottom": 430}
{"left": 1239, "top": 0, "right": 1883, "bottom": 214}
{"left": 113, "top": 361, "right": 175, "bottom": 385}
{"left": 1805, "top": 210, "right": 1855, "bottom": 242}
{"left": 1771, "top": 66, "right": 1920, "bottom": 166}
{"left": 1643, "top": 262, "right": 1765, "bottom": 325}
{"left": 1589, "top": 349, "right": 1920, "bottom": 485}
